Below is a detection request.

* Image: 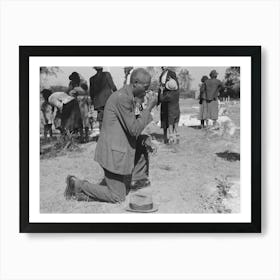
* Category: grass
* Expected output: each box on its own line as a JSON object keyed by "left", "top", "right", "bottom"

{"left": 40, "top": 98, "right": 240, "bottom": 213}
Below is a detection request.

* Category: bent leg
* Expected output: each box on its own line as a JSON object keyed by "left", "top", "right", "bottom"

{"left": 132, "top": 135, "right": 149, "bottom": 182}
{"left": 163, "top": 128, "right": 168, "bottom": 144}
{"left": 75, "top": 169, "right": 127, "bottom": 203}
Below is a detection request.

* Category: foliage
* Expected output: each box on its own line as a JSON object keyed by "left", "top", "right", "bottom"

{"left": 177, "top": 68, "right": 192, "bottom": 92}
{"left": 40, "top": 67, "right": 61, "bottom": 76}
{"left": 215, "top": 176, "right": 233, "bottom": 197}
{"left": 40, "top": 67, "right": 62, "bottom": 91}
{"left": 223, "top": 67, "right": 240, "bottom": 98}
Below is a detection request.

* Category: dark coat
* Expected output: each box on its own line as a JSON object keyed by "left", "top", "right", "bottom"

{"left": 94, "top": 85, "right": 152, "bottom": 175}
{"left": 159, "top": 69, "right": 180, "bottom": 128}
{"left": 160, "top": 89, "right": 180, "bottom": 127}
{"left": 89, "top": 71, "right": 117, "bottom": 110}
{"left": 205, "top": 78, "right": 223, "bottom": 100}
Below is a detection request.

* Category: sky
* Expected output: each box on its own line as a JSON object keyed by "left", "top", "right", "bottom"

{"left": 41, "top": 66, "right": 228, "bottom": 91}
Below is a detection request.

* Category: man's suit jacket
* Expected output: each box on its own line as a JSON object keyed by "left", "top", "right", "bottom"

{"left": 89, "top": 71, "right": 117, "bottom": 110}
{"left": 205, "top": 78, "right": 223, "bottom": 100}
{"left": 94, "top": 85, "right": 152, "bottom": 175}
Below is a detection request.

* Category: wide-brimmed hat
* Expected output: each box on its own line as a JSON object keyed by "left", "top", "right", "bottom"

{"left": 209, "top": 70, "right": 218, "bottom": 77}
{"left": 166, "top": 78, "right": 178, "bottom": 91}
{"left": 125, "top": 191, "right": 158, "bottom": 213}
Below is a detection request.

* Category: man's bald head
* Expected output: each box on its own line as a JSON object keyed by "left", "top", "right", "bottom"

{"left": 129, "top": 68, "right": 151, "bottom": 100}
{"left": 130, "top": 68, "right": 151, "bottom": 86}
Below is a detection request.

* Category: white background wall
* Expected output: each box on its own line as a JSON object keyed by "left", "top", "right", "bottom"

{"left": 0, "top": 0, "right": 279, "bottom": 279}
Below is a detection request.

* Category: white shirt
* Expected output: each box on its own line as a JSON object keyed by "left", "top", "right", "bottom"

{"left": 48, "top": 92, "right": 74, "bottom": 110}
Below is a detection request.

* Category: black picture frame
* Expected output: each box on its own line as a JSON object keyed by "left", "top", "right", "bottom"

{"left": 20, "top": 46, "right": 261, "bottom": 233}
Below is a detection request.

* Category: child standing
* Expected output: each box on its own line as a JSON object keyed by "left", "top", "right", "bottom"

{"left": 41, "top": 90, "right": 54, "bottom": 139}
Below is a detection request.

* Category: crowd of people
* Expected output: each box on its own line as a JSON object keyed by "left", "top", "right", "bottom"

{"left": 41, "top": 67, "right": 224, "bottom": 206}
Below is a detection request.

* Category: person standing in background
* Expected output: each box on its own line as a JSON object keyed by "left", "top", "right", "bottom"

{"left": 158, "top": 67, "right": 180, "bottom": 144}
{"left": 205, "top": 70, "right": 223, "bottom": 127}
{"left": 89, "top": 67, "right": 117, "bottom": 130}
{"left": 198, "top": 75, "right": 209, "bottom": 128}
{"left": 41, "top": 90, "right": 54, "bottom": 140}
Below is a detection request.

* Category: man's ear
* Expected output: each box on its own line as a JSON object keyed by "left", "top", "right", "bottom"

{"left": 132, "top": 80, "right": 138, "bottom": 88}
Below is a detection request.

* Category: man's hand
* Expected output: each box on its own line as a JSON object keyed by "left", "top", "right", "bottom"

{"left": 143, "top": 137, "right": 158, "bottom": 155}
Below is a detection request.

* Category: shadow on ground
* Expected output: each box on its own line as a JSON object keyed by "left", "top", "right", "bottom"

{"left": 216, "top": 151, "right": 240, "bottom": 162}
{"left": 150, "top": 133, "right": 165, "bottom": 142}
{"left": 189, "top": 125, "right": 203, "bottom": 130}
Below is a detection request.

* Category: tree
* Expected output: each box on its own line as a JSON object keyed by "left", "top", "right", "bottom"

{"left": 145, "top": 67, "right": 161, "bottom": 91}
{"left": 177, "top": 68, "right": 192, "bottom": 92}
{"left": 223, "top": 67, "right": 240, "bottom": 98}
{"left": 40, "top": 67, "right": 62, "bottom": 91}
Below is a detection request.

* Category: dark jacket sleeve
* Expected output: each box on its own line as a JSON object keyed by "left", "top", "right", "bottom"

{"left": 106, "top": 72, "right": 117, "bottom": 92}
{"left": 89, "top": 77, "right": 94, "bottom": 100}
{"left": 159, "top": 90, "right": 177, "bottom": 102}
{"left": 115, "top": 95, "right": 152, "bottom": 138}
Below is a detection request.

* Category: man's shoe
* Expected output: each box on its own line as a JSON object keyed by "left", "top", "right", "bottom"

{"left": 131, "top": 179, "right": 151, "bottom": 191}
{"left": 64, "top": 175, "right": 77, "bottom": 200}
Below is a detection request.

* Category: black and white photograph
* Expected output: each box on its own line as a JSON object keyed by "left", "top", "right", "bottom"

{"left": 39, "top": 65, "right": 241, "bottom": 214}
{"left": 20, "top": 46, "right": 260, "bottom": 232}
{"left": 3, "top": 0, "right": 280, "bottom": 279}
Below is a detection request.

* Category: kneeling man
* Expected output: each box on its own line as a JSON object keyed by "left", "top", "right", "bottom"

{"left": 64, "top": 68, "right": 157, "bottom": 203}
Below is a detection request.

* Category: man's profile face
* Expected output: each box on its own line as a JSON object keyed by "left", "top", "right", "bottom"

{"left": 133, "top": 80, "right": 150, "bottom": 102}
{"left": 131, "top": 69, "right": 151, "bottom": 102}
{"left": 134, "top": 90, "right": 147, "bottom": 105}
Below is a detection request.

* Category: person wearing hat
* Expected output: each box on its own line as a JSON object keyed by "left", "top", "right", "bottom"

{"left": 158, "top": 67, "right": 180, "bottom": 144}
{"left": 205, "top": 70, "right": 224, "bottom": 126}
{"left": 64, "top": 68, "right": 158, "bottom": 203}
{"left": 68, "top": 72, "right": 81, "bottom": 89}
{"left": 198, "top": 75, "right": 209, "bottom": 128}
{"left": 89, "top": 67, "right": 117, "bottom": 130}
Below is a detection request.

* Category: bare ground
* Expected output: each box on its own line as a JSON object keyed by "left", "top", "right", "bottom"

{"left": 40, "top": 99, "right": 240, "bottom": 213}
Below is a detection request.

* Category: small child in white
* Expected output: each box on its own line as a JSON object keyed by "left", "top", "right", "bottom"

{"left": 41, "top": 90, "right": 54, "bottom": 139}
